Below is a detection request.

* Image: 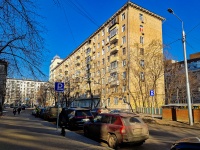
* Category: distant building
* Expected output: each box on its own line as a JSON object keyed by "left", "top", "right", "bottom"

{"left": 49, "top": 55, "right": 63, "bottom": 82}
{"left": 165, "top": 52, "right": 200, "bottom": 104}
{"left": 5, "top": 78, "right": 47, "bottom": 106}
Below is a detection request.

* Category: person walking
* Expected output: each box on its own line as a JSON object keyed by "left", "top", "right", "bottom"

{"left": 17, "top": 107, "right": 21, "bottom": 115}
{"left": 13, "top": 107, "right": 17, "bottom": 116}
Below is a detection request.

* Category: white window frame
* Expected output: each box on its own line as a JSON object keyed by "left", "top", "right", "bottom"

{"left": 114, "top": 97, "right": 118, "bottom": 105}
{"left": 122, "top": 36, "right": 126, "bottom": 44}
{"left": 122, "top": 24, "right": 125, "bottom": 32}
{"left": 122, "top": 59, "right": 126, "bottom": 66}
{"left": 122, "top": 12, "right": 125, "bottom": 20}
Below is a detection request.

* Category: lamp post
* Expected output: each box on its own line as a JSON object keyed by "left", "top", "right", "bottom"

{"left": 168, "top": 8, "right": 193, "bottom": 126}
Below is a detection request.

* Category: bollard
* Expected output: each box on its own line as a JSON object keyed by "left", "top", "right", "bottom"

{"left": 61, "top": 126, "right": 65, "bottom": 136}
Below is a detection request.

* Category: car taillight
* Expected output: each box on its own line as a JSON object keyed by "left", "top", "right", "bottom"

{"left": 120, "top": 126, "right": 126, "bottom": 134}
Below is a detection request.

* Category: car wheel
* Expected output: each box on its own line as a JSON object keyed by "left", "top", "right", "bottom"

{"left": 84, "top": 128, "right": 90, "bottom": 137}
{"left": 108, "top": 134, "right": 118, "bottom": 149}
{"left": 134, "top": 141, "right": 145, "bottom": 146}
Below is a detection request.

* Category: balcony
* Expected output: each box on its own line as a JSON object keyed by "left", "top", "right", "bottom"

{"left": 110, "top": 67, "right": 118, "bottom": 74}
{"left": 110, "top": 56, "right": 119, "bottom": 62}
{"left": 110, "top": 34, "right": 119, "bottom": 44}
{"left": 110, "top": 45, "right": 119, "bottom": 55}
{"left": 109, "top": 16, "right": 119, "bottom": 29}
{"left": 110, "top": 80, "right": 119, "bottom": 87}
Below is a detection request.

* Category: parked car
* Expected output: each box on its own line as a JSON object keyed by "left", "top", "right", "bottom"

{"left": 171, "top": 137, "right": 200, "bottom": 150}
{"left": 21, "top": 105, "right": 26, "bottom": 110}
{"left": 44, "top": 106, "right": 62, "bottom": 121}
{"left": 59, "top": 107, "right": 93, "bottom": 130}
{"left": 83, "top": 112, "right": 149, "bottom": 149}
{"left": 91, "top": 107, "right": 109, "bottom": 117}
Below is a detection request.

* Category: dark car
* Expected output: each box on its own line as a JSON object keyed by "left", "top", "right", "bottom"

{"left": 171, "top": 137, "right": 200, "bottom": 150}
{"left": 59, "top": 107, "right": 93, "bottom": 130}
{"left": 83, "top": 112, "right": 149, "bottom": 149}
{"left": 21, "top": 105, "right": 26, "bottom": 110}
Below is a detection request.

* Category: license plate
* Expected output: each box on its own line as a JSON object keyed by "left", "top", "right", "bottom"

{"left": 82, "top": 119, "right": 89, "bottom": 122}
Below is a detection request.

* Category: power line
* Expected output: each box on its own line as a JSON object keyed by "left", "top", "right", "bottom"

{"left": 186, "top": 22, "right": 200, "bottom": 35}
{"left": 56, "top": 1, "right": 77, "bottom": 47}
{"left": 64, "top": 0, "right": 100, "bottom": 27}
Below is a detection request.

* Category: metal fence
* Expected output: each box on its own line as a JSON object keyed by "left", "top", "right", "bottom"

{"left": 136, "top": 107, "right": 162, "bottom": 115}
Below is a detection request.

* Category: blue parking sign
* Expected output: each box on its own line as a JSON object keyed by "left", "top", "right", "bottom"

{"left": 150, "top": 90, "right": 154, "bottom": 96}
{"left": 55, "top": 82, "right": 64, "bottom": 92}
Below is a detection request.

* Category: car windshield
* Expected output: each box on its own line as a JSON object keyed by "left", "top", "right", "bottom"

{"left": 76, "top": 110, "right": 92, "bottom": 117}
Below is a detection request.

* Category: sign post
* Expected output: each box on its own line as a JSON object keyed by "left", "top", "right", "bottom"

{"left": 55, "top": 82, "right": 64, "bottom": 130}
{"left": 150, "top": 90, "right": 154, "bottom": 118}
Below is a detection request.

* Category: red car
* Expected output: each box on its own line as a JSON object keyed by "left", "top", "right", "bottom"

{"left": 83, "top": 112, "right": 149, "bottom": 149}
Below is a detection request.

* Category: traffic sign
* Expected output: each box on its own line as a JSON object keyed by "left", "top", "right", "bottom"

{"left": 55, "top": 82, "right": 64, "bottom": 92}
{"left": 150, "top": 90, "right": 154, "bottom": 96}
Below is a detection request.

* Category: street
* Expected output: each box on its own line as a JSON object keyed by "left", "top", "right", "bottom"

{"left": 1, "top": 108, "right": 200, "bottom": 150}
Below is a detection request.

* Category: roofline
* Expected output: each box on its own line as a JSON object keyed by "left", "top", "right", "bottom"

{"left": 54, "top": 1, "right": 165, "bottom": 70}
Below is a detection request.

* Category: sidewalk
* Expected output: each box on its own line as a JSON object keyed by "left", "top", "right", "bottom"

{"left": 140, "top": 113, "right": 200, "bottom": 130}
{"left": 0, "top": 108, "right": 111, "bottom": 150}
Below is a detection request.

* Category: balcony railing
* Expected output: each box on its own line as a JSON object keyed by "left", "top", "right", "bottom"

{"left": 110, "top": 80, "right": 119, "bottom": 87}
{"left": 110, "top": 56, "right": 119, "bottom": 62}
{"left": 110, "top": 45, "right": 119, "bottom": 55}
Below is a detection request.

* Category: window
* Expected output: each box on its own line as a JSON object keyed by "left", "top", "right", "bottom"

{"left": 107, "top": 56, "right": 110, "bottom": 62}
{"left": 139, "top": 13, "right": 144, "bottom": 22}
{"left": 140, "top": 72, "right": 145, "bottom": 81}
{"left": 140, "top": 25, "right": 143, "bottom": 32}
{"left": 140, "top": 48, "right": 144, "bottom": 55}
{"left": 122, "top": 47, "right": 126, "bottom": 55}
{"left": 102, "top": 40, "right": 105, "bottom": 46}
{"left": 102, "top": 29, "right": 105, "bottom": 36}
{"left": 122, "top": 24, "right": 125, "bottom": 32}
{"left": 140, "top": 36, "right": 144, "bottom": 44}
{"left": 122, "top": 59, "right": 126, "bottom": 66}
{"left": 122, "top": 12, "right": 125, "bottom": 20}
{"left": 102, "top": 68, "right": 105, "bottom": 74}
{"left": 107, "top": 46, "right": 110, "bottom": 52}
{"left": 98, "top": 33, "right": 100, "bottom": 39}
{"left": 110, "top": 61, "right": 118, "bottom": 69}
{"left": 114, "top": 97, "right": 118, "bottom": 105}
{"left": 122, "top": 71, "right": 126, "bottom": 79}
{"left": 107, "top": 98, "right": 110, "bottom": 106}
{"left": 97, "top": 52, "right": 100, "bottom": 57}
{"left": 107, "top": 36, "right": 110, "bottom": 43}
{"left": 98, "top": 43, "right": 100, "bottom": 48}
{"left": 140, "top": 60, "right": 144, "bottom": 67}
{"left": 122, "top": 86, "right": 126, "bottom": 92}
{"left": 102, "top": 58, "right": 105, "bottom": 65}
{"left": 122, "top": 36, "right": 126, "bottom": 44}
{"left": 97, "top": 61, "right": 100, "bottom": 66}
{"left": 102, "top": 49, "right": 105, "bottom": 55}
{"left": 110, "top": 27, "right": 118, "bottom": 38}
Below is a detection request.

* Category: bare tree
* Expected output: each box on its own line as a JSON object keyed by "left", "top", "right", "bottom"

{"left": 129, "top": 40, "right": 165, "bottom": 108}
{"left": 0, "top": 0, "right": 46, "bottom": 78}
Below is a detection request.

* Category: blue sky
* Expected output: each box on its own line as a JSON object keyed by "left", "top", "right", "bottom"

{"left": 38, "top": 0, "right": 200, "bottom": 81}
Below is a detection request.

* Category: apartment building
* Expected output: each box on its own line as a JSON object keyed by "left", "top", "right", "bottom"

{"left": 165, "top": 52, "right": 200, "bottom": 104}
{"left": 52, "top": 2, "right": 165, "bottom": 110}
{"left": 5, "top": 78, "right": 47, "bottom": 106}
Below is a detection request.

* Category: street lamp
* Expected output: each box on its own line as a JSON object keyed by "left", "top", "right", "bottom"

{"left": 168, "top": 8, "right": 193, "bottom": 126}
